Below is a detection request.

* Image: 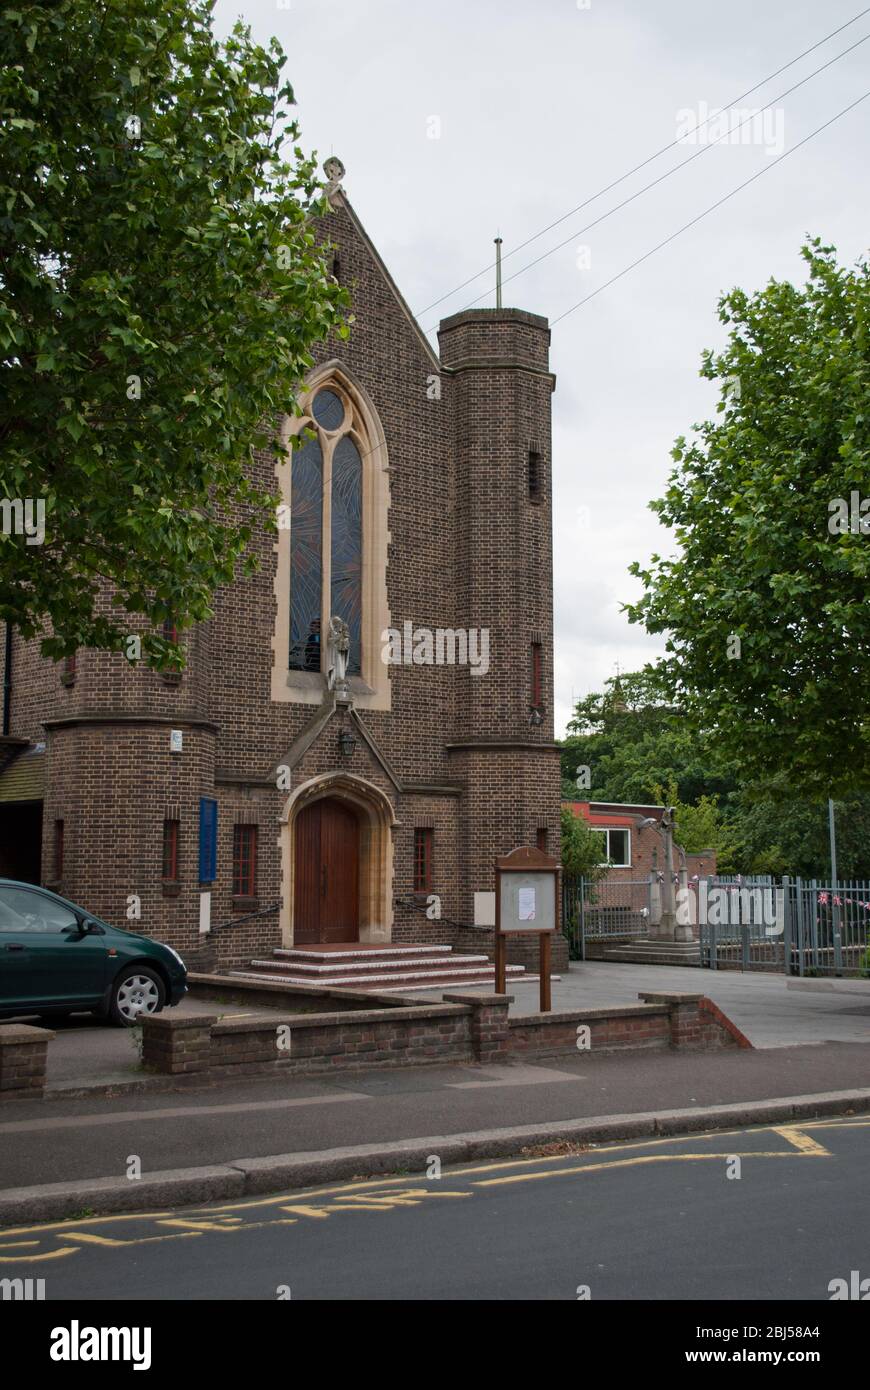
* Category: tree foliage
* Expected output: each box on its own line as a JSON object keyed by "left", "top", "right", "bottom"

{"left": 561, "top": 669, "right": 735, "bottom": 806}
{"left": 560, "top": 671, "right": 870, "bottom": 878}
{"left": 627, "top": 241, "right": 870, "bottom": 796}
{"left": 559, "top": 806, "right": 608, "bottom": 882}
{"left": 0, "top": 0, "right": 348, "bottom": 664}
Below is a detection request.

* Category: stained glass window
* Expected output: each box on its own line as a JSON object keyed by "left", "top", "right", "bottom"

{"left": 288, "top": 386, "right": 365, "bottom": 679}
{"left": 331, "top": 435, "right": 362, "bottom": 676}
{"left": 289, "top": 435, "right": 323, "bottom": 671}
{"left": 312, "top": 389, "right": 345, "bottom": 432}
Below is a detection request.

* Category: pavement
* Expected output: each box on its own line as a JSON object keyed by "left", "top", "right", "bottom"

{"left": 2, "top": 1036, "right": 870, "bottom": 1222}
{"left": 2, "top": 961, "right": 869, "bottom": 1225}
{"left": 413, "top": 959, "right": 870, "bottom": 1048}
{"left": 10, "top": 960, "right": 870, "bottom": 1091}
{"left": 2, "top": 1115, "right": 868, "bottom": 1302}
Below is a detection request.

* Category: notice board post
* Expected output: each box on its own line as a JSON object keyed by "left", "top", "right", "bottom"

{"left": 495, "top": 846, "right": 561, "bottom": 1012}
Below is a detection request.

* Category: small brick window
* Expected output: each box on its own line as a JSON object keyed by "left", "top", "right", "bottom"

{"left": 161, "top": 618, "right": 183, "bottom": 683}
{"left": 531, "top": 642, "right": 543, "bottom": 710}
{"left": 233, "top": 824, "right": 258, "bottom": 897}
{"left": 536, "top": 827, "right": 548, "bottom": 853}
{"left": 54, "top": 819, "right": 64, "bottom": 878}
{"left": 413, "top": 828, "right": 433, "bottom": 894}
{"left": 61, "top": 652, "right": 77, "bottom": 686}
{"left": 528, "top": 449, "right": 541, "bottom": 500}
{"left": 162, "top": 819, "right": 179, "bottom": 880}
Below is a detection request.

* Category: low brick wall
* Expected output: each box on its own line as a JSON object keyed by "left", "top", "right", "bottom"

{"left": 139, "top": 990, "right": 750, "bottom": 1083}
{"left": 0, "top": 1024, "right": 55, "bottom": 1099}
{"left": 211, "top": 1003, "right": 475, "bottom": 1077}
{"left": 510, "top": 1003, "right": 671, "bottom": 1056}
{"left": 141, "top": 998, "right": 493, "bottom": 1079}
{"left": 638, "top": 992, "right": 753, "bottom": 1049}
{"left": 511, "top": 993, "right": 751, "bottom": 1058}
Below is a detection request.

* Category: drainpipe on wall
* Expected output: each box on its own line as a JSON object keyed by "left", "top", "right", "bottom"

{"left": 2, "top": 621, "right": 11, "bottom": 736}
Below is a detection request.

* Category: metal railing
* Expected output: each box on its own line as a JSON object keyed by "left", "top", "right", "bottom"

{"left": 698, "top": 877, "right": 870, "bottom": 975}
{"left": 788, "top": 878, "right": 870, "bottom": 976}
{"left": 562, "top": 876, "right": 652, "bottom": 960}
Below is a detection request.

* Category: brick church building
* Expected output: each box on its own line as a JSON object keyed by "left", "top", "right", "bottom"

{"left": 0, "top": 162, "right": 564, "bottom": 980}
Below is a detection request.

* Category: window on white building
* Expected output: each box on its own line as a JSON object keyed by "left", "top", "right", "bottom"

{"left": 593, "top": 827, "right": 631, "bottom": 867}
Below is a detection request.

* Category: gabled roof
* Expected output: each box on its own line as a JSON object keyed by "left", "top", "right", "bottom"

{"left": 331, "top": 188, "right": 441, "bottom": 373}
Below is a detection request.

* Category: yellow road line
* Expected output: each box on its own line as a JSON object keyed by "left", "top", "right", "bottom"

{"left": 773, "top": 1126, "right": 832, "bottom": 1156}
{"left": 0, "top": 1246, "right": 78, "bottom": 1262}
{"left": 0, "top": 1113, "right": 860, "bottom": 1239}
{"left": 474, "top": 1149, "right": 822, "bottom": 1187}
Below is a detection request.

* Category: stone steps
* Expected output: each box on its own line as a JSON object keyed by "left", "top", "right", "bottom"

{"left": 602, "top": 939, "right": 701, "bottom": 967}
{"left": 251, "top": 951, "right": 483, "bottom": 977}
{"left": 226, "top": 967, "right": 542, "bottom": 994}
{"left": 231, "top": 941, "right": 557, "bottom": 994}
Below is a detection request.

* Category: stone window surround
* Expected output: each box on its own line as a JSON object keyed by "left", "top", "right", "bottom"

{"left": 270, "top": 361, "right": 391, "bottom": 712}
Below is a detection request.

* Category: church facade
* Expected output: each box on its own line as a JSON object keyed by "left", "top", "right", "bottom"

{"left": 0, "top": 168, "right": 562, "bottom": 971}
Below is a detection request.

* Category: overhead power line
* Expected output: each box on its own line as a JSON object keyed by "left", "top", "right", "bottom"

{"left": 416, "top": 4, "right": 870, "bottom": 321}
{"left": 432, "top": 29, "right": 870, "bottom": 326}
{"left": 549, "top": 86, "right": 870, "bottom": 327}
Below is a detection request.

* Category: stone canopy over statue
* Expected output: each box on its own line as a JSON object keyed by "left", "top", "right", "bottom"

{"left": 326, "top": 615, "right": 351, "bottom": 698}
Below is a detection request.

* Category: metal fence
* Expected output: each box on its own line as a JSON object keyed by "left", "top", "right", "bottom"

{"left": 698, "top": 878, "right": 786, "bottom": 972}
{"left": 788, "top": 878, "right": 870, "bottom": 976}
{"left": 562, "top": 876, "right": 652, "bottom": 959}
{"left": 563, "top": 873, "right": 870, "bottom": 975}
{"left": 700, "top": 876, "right": 870, "bottom": 976}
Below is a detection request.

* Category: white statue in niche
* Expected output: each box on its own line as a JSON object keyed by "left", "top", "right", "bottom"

{"left": 326, "top": 615, "right": 350, "bottom": 698}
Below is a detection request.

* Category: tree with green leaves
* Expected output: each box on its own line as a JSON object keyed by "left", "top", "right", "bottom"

{"left": 727, "top": 784, "right": 870, "bottom": 879}
{"left": 627, "top": 241, "right": 870, "bottom": 797}
{"left": 560, "top": 805, "right": 609, "bottom": 882}
{"left": 559, "top": 671, "right": 870, "bottom": 878}
{"left": 561, "top": 669, "right": 736, "bottom": 806}
{"left": 652, "top": 780, "right": 738, "bottom": 873}
{"left": 1, "top": 0, "right": 347, "bottom": 665}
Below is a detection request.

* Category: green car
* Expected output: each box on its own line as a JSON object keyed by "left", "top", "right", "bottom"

{"left": 0, "top": 879, "right": 187, "bottom": 1026}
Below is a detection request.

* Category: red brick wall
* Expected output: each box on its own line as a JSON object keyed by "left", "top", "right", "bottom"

{"left": 2, "top": 199, "right": 561, "bottom": 967}
{"left": 137, "top": 990, "right": 750, "bottom": 1087}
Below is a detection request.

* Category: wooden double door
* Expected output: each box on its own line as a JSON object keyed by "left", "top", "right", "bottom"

{"left": 293, "top": 797, "right": 360, "bottom": 944}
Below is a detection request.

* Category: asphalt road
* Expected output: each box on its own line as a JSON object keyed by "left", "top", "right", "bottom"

{"left": 2, "top": 1117, "right": 867, "bottom": 1301}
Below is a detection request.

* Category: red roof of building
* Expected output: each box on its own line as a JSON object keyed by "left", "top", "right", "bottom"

{"left": 566, "top": 802, "right": 640, "bottom": 829}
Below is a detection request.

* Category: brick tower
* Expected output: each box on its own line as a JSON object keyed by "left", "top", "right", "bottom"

{"left": 438, "top": 308, "right": 561, "bottom": 932}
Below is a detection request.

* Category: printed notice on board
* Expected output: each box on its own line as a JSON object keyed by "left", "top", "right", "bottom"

{"left": 518, "top": 886, "right": 536, "bottom": 921}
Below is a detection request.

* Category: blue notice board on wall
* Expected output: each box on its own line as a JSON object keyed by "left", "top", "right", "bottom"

{"left": 199, "top": 798, "right": 217, "bottom": 883}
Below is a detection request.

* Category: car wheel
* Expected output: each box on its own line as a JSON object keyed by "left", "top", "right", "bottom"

{"left": 109, "top": 967, "right": 165, "bottom": 1027}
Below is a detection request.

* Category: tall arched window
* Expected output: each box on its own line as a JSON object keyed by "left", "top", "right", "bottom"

{"left": 289, "top": 384, "right": 363, "bottom": 676}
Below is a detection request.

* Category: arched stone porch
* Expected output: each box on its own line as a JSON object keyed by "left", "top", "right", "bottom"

{"left": 279, "top": 772, "right": 396, "bottom": 948}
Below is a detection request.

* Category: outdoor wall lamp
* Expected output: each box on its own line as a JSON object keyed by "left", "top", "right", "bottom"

{"left": 338, "top": 727, "right": 357, "bottom": 758}
{"left": 528, "top": 708, "right": 543, "bottom": 727}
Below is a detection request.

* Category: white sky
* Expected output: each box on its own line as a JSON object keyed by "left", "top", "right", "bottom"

{"left": 216, "top": 0, "right": 870, "bottom": 735}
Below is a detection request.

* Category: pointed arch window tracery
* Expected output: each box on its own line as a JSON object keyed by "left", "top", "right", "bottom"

{"left": 289, "top": 383, "right": 363, "bottom": 677}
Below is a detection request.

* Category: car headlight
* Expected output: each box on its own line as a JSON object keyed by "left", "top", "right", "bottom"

{"left": 164, "top": 946, "right": 187, "bottom": 972}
